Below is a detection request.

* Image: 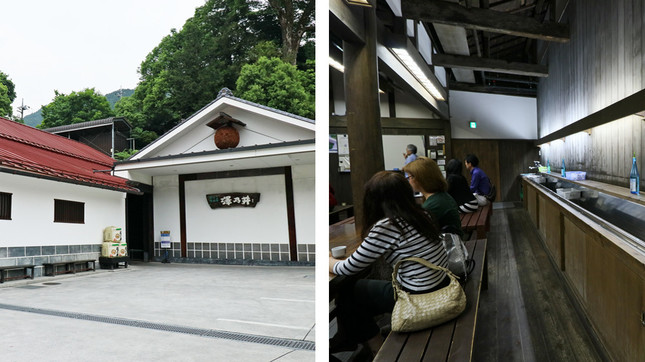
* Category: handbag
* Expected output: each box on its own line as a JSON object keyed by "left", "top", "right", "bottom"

{"left": 391, "top": 257, "right": 467, "bottom": 333}
{"left": 441, "top": 233, "right": 474, "bottom": 281}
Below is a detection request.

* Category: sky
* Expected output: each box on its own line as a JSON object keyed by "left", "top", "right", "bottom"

{"left": 1, "top": 0, "right": 206, "bottom": 117}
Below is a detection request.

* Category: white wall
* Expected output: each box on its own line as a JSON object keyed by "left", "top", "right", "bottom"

{"left": 291, "top": 164, "right": 315, "bottom": 245}
{"left": 185, "top": 175, "right": 288, "bottom": 244}
{"left": 450, "top": 90, "right": 538, "bottom": 139}
{"left": 0, "top": 173, "right": 126, "bottom": 247}
{"left": 379, "top": 88, "right": 438, "bottom": 119}
{"left": 382, "top": 135, "right": 426, "bottom": 171}
{"left": 152, "top": 166, "right": 315, "bottom": 246}
{"left": 153, "top": 106, "right": 314, "bottom": 157}
{"left": 152, "top": 175, "right": 181, "bottom": 243}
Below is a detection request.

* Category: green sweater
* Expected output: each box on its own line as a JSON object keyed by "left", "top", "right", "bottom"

{"left": 422, "top": 192, "right": 463, "bottom": 238}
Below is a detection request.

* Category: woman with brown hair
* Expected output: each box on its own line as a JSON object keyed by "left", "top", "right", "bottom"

{"left": 403, "top": 157, "right": 463, "bottom": 237}
{"left": 329, "top": 171, "right": 448, "bottom": 356}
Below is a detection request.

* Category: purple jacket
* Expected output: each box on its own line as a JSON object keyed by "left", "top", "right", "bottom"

{"left": 469, "top": 167, "right": 491, "bottom": 195}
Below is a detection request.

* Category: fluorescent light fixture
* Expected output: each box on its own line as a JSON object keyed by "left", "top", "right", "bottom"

{"left": 331, "top": 55, "right": 384, "bottom": 93}
{"left": 391, "top": 48, "right": 445, "bottom": 101}
{"left": 329, "top": 57, "right": 345, "bottom": 72}
{"left": 344, "top": 0, "right": 372, "bottom": 7}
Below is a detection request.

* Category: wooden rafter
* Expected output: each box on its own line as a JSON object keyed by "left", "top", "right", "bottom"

{"left": 403, "top": 0, "right": 569, "bottom": 43}
{"left": 433, "top": 53, "right": 548, "bottom": 77}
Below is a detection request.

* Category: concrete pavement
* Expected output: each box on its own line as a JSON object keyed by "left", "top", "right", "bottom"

{"left": 0, "top": 262, "right": 315, "bottom": 361}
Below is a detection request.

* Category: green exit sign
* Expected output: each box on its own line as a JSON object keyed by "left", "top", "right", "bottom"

{"left": 469, "top": 121, "right": 477, "bottom": 129}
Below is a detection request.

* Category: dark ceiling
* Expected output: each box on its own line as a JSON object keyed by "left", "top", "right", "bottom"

{"left": 375, "top": 0, "right": 569, "bottom": 97}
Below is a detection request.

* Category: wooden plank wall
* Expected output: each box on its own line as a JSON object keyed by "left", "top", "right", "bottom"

{"left": 537, "top": 0, "right": 645, "bottom": 188}
{"left": 524, "top": 181, "right": 645, "bottom": 361}
{"left": 452, "top": 139, "right": 538, "bottom": 202}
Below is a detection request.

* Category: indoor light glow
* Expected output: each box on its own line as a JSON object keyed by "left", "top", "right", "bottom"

{"left": 344, "top": 0, "right": 372, "bottom": 7}
{"left": 329, "top": 57, "right": 345, "bottom": 72}
{"left": 391, "top": 48, "right": 445, "bottom": 101}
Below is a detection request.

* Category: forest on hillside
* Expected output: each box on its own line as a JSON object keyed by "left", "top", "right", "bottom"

{"left": 0, "top": 0, "right": 314, "bottom": 155}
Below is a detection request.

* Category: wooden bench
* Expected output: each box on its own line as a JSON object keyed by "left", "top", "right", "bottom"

{"left": 0, "top": 264, "right": 35, "bottom": 283}
{"left": 43, "top": 259, "right": 96, "bottom": 276}
{"left": 460, "top": 203, "right": 492, "bottom": 239}
{"left": 99, "top": 256, "right": 128, "bottom": 269}
{"left": 374, "top": 238, "right": 488, "bottom": 362}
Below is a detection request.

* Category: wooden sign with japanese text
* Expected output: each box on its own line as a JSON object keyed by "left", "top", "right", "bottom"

{"left": 206, "top": 193, "right": 260, "bottom": 209}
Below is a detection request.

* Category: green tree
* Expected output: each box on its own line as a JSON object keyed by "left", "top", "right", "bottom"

{"left": 0, "top": 71, "right": 16, "bottom": 118}
{"left": 267, "top": 0, "right": 315, "bottom": 65}
{"left": 131, "top": 0, "right": 280, "bottom": 135}
{"left": 115, "top": 0, "right": 314, "bottom": 139}
{"left": 39, "top": 88, "right": 114, "bottom": 129}
{"left": 235, "top": 56, "right": 314, "bottom": 119}
{"left": 113, "top": 95, "right": 159, "bottom": 148}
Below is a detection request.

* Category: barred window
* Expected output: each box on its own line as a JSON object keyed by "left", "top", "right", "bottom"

{"left": 54, "top": 199, "right": 84, "bottom": 224}
{"left": 0, "top": 192, "right": 11, "bottom": 220}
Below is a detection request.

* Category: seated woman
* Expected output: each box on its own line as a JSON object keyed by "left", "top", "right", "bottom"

{"left": 445, "top": 158, "right": 479, "bottom": 214}
{"left": 403, "top": 158, "right": 464, "bottom": 238}
{"left": 329, "top": 171, "right": 449, "bottom": 356}
{"left": 465, "top": 154, "right": 492, "bottom": 206}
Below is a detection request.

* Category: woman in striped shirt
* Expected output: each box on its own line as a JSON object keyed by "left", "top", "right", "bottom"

{"left": 329, "top": 171, "right": 448, "bottom": 356}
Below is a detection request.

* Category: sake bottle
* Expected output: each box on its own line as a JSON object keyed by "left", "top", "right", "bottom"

{"left": 630, "top": 152, "right": 640, "bottom": 195}
{"left": 561, "top": 158, "right": 566, "bottom": 178}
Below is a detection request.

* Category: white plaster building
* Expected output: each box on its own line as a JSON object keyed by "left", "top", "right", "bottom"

{"left": 0, "top": 117, "right": 136, "bottom": 277}
{"left": 114, "top": 89, "right": 315, "bottom": 264}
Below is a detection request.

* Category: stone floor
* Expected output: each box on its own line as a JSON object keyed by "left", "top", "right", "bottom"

{"left": 0, "top": 262, "right": 315, "bottom": 361}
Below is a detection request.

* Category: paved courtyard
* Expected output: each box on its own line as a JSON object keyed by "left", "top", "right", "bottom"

{"left": 0, "top": 262, "right": 315, "bottom": 361}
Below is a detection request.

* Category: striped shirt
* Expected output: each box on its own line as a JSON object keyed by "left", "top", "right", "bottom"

{"left": 332, "top": 217, "right": 448, "bottom": 292}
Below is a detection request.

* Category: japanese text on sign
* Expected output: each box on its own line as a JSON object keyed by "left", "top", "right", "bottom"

{"left": 206, "top": 193, "right": 260, "bottom": 209}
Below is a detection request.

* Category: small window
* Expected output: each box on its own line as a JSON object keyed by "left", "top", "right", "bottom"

{"left": 0, "top": 192, "right": 12, "bottom": 220}
{"left": 54, "top": 199, "right": 85, "bottom": 224}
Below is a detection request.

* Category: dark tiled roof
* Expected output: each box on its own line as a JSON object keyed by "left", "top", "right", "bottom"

{"left": 43, "top": 117, "right": 131, "bottom": 133}
{"left": 0, "top": 117, "right": 138, "bottom": 193}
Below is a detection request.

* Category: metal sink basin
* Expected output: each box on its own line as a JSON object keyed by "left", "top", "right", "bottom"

{"left": 529, "top": 175, "right": 645, "bottom": 252}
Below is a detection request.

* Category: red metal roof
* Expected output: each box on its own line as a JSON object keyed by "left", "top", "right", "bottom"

{"left": 0, "top": 117, "right": 138, "bottom": 193}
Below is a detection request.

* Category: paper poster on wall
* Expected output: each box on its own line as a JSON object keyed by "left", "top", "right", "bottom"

{"left": 437, "top": 159, "right": 446, "bottom": 166}
{"left": 428, "top": 136, "right": 438, "bottom": 146}
{"left": 436, "top": 135, "right": 445, "bottom": 144}
{"left": 339, "top": 156, "right": 351, "bottom": 172}
{"left": 429, "top": 150, "right": 437, "bottom": 159}
{"left": 437, "top": 149, "right": 444, "bottom": 156}
{"left": 337, "top": 134, "right": 351, "bottom": 172}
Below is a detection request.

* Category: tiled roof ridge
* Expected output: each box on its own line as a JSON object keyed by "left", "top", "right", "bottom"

{"left": 0, "top": 152, "right": 131, "bottom": 191}
{"left": 0, "top": 131, "right": 113, "bottom": 168}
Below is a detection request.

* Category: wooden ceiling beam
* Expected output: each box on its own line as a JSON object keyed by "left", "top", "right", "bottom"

{"left": 403, "top": 0, "right": 569, "bottom": 42}
{"left": 449, "top": 81, "right": 537, "bottom": 97}
{"left": 433, "top": 53, "right": 548, "bottom": 77}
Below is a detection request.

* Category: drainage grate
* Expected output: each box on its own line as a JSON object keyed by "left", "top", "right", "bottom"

{"left": 0, "top": 303, "right": 314, "bottom": 351}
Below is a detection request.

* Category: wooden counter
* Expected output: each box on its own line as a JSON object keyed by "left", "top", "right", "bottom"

{"left": 522, "top": 176, "right": 645, "bottom": 361}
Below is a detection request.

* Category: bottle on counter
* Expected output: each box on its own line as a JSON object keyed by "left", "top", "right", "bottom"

{"left": 630, "top": 152, "right": 640, "bottom": 195}
{"left": 547, "top": 159, "right": 551, "bottom": 173}
{"left": 561, "top": 158, "right": 566, "bottom": 178}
